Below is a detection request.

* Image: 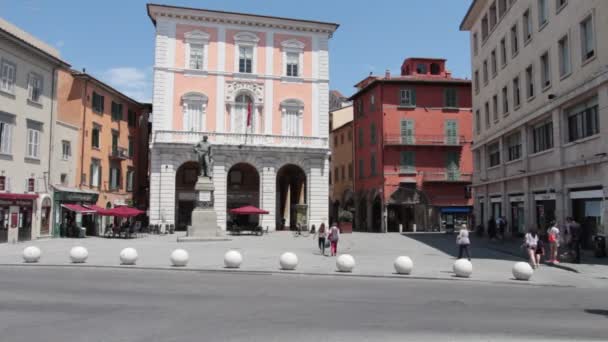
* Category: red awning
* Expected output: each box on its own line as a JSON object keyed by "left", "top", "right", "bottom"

{"left": 0, "top": 193, "right": 38, "bottom": 200}
{"left": 83, "top": 204, "right": 112, "bottom": 216}
{"left": 229, "top": 205, "right": 269, "bottom": 215}
{"left": 104, "top": 206, "right": 145, "bottom": 218}
{"left": 61, "top": 204, "right": 96, "bottom": 214}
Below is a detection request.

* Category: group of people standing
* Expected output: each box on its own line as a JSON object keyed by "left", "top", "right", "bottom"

{"left": 314, "top": 223, "right": 340, "bottom": 256}
{"left": 523, "top": 217, "right": 582, "bottom": 268}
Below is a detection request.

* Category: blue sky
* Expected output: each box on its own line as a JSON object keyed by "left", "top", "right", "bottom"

{"left": 1, "top": 0, "right": 472, "bottom": 102}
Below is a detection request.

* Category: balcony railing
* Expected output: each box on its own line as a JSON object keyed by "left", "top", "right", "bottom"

{"left": 422, "top": 171, "right": 472, "bottom": 182}
{"left": 384, "top": 134, "right": 466, "bottom": 146}
{"left": 109, "top": 147, "right": 129, "bottom": 160}
{"left": 153, "top": 130, "right": 329, "bottom": 149}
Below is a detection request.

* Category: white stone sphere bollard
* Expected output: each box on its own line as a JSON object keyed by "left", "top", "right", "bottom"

{"left": 279, "top": 252, "right": 298, "bottom": 270}
{"left": 224, "top": 250, "right": 243, "bottom": 269}
{"left": 393, "top": 256, "right": 413, "bottom": 275}
{"left": 119, "top": 248, "right": 138, "bottom": 265}
{"left": 453, "top": 259, "right": 473, "bottom": 278}
{"left": 336, "top": 254, "right": 356, "bottom": 273}
{"left": 170, "top": 249, "right": 189, "bottom": 267}
{"left": 512, "top": 262, "right": 534, "bottom": 281}
{"left": 69, "top": 246, "right": 88, "bottom": 263}
{"left": 22, "top": 246, "right": 41, "bottom": 263}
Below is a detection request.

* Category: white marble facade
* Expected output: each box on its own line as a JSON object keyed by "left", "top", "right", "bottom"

{"left": 147, "top": 5, "right": 337, "bottom": 230}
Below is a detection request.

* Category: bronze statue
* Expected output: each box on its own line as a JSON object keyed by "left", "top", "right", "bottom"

{"left": 194, "top": 135, "right": 213, "bottom": 178}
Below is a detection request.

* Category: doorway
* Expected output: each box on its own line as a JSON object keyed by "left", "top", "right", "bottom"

{"left": 276, "top": 164, "right": 307, "bottom": 230}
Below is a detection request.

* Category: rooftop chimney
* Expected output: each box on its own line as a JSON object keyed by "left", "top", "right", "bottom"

{"left": 385, "top": 69, "right": 391, "bottom": 79}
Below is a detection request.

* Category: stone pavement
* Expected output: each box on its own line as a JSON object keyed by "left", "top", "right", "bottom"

{"left": 1, "top": 232, "right": 607, "bottom": 288}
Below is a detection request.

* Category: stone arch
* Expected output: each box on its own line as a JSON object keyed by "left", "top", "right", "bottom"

{"left": 226, "top": 162, "right": 261, "bottom": 228}
{"left": 276, "top": 163, "right": 307, "bottom": 230}
{"left": 39, "top": 195, "right": 52, "bottom": 236}
{"left": 175, "top": 161, "right": 200, "bottom": 230}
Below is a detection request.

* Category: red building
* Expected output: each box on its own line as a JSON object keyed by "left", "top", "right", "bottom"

{"left": 351, "top": 58, "right": 473, "bottom": 232}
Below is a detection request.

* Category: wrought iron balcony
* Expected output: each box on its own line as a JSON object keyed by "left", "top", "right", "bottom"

{"left": 422, "top": 171, "right": 472, "bottom": 182}
{"left": 384, "top": 134, "right": 466, "bottom": 146}
{"left": 109, "top": 147, "right": 129, "bottom": 160}
{"left": 153, "top": 130, "right": 329, "bottom": 149}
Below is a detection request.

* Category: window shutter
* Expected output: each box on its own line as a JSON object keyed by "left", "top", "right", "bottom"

{"left": 89, "top": 163, "right": 94, "bottom": 187}
{"left": 98, "top": 165, "right": 102, "bottom": 188}
{"left": 6, "top": 176, "right": 11, "bottom": 192}
{"left": 24, "top": 178, "right": 29, "bottom": 193}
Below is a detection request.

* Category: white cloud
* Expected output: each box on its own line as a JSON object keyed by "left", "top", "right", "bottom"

{"left": 100, "top": 67, "right": 152, "bottom": 103}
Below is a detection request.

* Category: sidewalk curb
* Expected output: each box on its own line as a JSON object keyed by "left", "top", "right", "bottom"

{"left": 0, "top": 263, "right": 574, "bottom": 288}
{"left": 483, "top": 245, "right": 581, "bottom": 273}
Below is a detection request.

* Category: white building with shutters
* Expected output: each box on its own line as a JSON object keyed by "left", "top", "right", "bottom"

{"left": 146, "top": 4, "right": 338, "bottom": 231}
{"left": 461, "top": 0, "right": 608, "bottom": 239}
{"left": 0, "top": 18, "right": 69, "bottom": 243}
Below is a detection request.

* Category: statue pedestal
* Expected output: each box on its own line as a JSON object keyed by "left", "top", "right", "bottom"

{"left": 178, "top": 176, "right": 231, "bottom": 242}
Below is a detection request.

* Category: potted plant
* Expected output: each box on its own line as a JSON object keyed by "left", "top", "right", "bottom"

{"left": 338, "top": 210, "right": 353, "bottom": 234}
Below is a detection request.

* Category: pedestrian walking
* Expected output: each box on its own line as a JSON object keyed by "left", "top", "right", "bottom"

{"left": 314, "top": 222, "right": 327, "bottom": 256}
{"left": 488, "top": 217, "right": 497, "bottom": 240}
{"left": 524, "top": 228, "right": 540, "bottom": 268}
{"left": 498, "top": 216, "right": 507, "bottom": 240}
{"left": 547, "top": 221, "right": 560, "bottom": 264}
{"left": 328, "top": 223, "right": 340, "bottom": 256}
{"left": 566, "top": 217, "right": 582, "bottom": 263}
{"left": 456, "top": 224, "right": 471, "bottom": 260}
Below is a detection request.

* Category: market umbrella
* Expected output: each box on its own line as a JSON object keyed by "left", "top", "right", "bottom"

{"left": 229, "top": 205, "right": 269, "bottom": 215}
{"left": 104, "top": 206, "right": 145, "bottom": 218}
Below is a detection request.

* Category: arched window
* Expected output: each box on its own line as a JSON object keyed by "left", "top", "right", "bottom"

{"left": 181, "top": 92, "right": 208, "bottom": 131}
{"left": 232, "top": 94, "right": 254, "bottom": 133}
{"left": 280, "top": 99, "right": 304, "bottom": 136}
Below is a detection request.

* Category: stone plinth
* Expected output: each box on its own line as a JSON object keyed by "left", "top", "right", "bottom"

{"left": 178, "top": 176, "right": 231, "bottom": 242}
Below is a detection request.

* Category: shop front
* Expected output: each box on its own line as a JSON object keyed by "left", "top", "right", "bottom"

{"left": 490, "top": 196, "right": 502, "bottom": 219}
{"left": 440, "top": 207, "right": 472, "bottom": 232}
{"left": 52, "top": 186, "right": 99, "bottom": 237}
{"left": 570, "top": 187, "right": 604, "bottom": 248}
{"left": 0, "top": 193, "right": 38, "bottom": 243}
{"left": 509, "top": 194, "right": 525, "bottom": 237}
{"left": 534, "top": 192, "right": 555, "bottom": 231}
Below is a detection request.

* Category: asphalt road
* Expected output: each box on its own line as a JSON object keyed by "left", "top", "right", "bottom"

{"left": 0, "top": 267, "right": 607, "bottom": 341}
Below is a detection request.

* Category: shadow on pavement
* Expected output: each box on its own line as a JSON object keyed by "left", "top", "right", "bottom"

{"left": 584, "top": 309, "right": 608, "bottom": 318}
{"left": 402, "top": 233, "right": 524, "bottom": 261}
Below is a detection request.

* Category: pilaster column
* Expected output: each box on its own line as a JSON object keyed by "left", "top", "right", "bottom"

{"left": 260, "top": 165, "right": 276, "bottom": 230}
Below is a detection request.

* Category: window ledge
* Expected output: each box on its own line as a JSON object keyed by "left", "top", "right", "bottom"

{"left": 281, "top": 76, "right": 303, "bottom": 83}
{"left": 184, "top": 69, "right": 208, "bottom": 77}
{"left": 501, "top": 63, "right": 507, "bottom": 70}
{"left": 24, "top": 157, "right": 41, "bottom": 164}
{"left": 563, "top": 134, "right": 600, "bottom": 147}
{"left": 505, "top": 158, "right": 522, "bottom": 165}
{"left": 529, "top": 148, "right": 554, "bottom": 158}
{"left": 503, "top": 111, "right": 510, "bottom": 117}
{"left": 513, "top": 104, "right": 521, "bottom": 112}
{"left": 512, "top": 51, "right": 519, "bottom": 59}
{"left": 397, "top": 105, "right": 416, "bottom": 110}
{"left": 559, "top": 71, "right": 572, "bottom": 81}
{"left": 527, "top": 95, "right": 536, "bottom": 103}
{"left": 581, "top": 55, "right": 597, "bottom": 68}
{"left": 27, "top": 99, "right": 43, "bottom": 108}
{"left": 538, "top": 21, "right": 548, "bottom": 32}
{"left": 541, "top": 83, "right": 552, "bottom": 93}
{"left": 0, "top": 89, "right": 16, "bottom": 98}
{"left": 524, "top": 37, "right": 533, "bottom": 47}
{"left": 556, "top": 3, "right": 567, "bottom": 14}
{"left": 234, "top": 72, "right": 258, "bottom": 80}
{"left": 487, "top": 165, "right": 501, "bottom": 170}
{"left": 492, "top": 72, "right": 498, "bottom": 79}
{"left": 0, "top": 152, "right": 13, "bottom": 160}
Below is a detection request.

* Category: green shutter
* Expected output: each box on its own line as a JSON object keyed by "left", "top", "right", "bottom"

{"left": 446, "top": 151, "right": 460, "bottom": 180}
{"left": 370, "top": 123, "right": 376, "bottom": 145}
{"left": 400, "top": 151, "right": 415, "bottom": 173}
{"left": 411, "top": 88, "right": 416, "bottom": 106}
{"left": 445, "top": 120, "right": 458, "bottom": 144}
{"left": 444, "top": 88, "right": 458, "bottom": 107}
{"left": 400, "top": 120, "right": 414, "bottom": 144}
